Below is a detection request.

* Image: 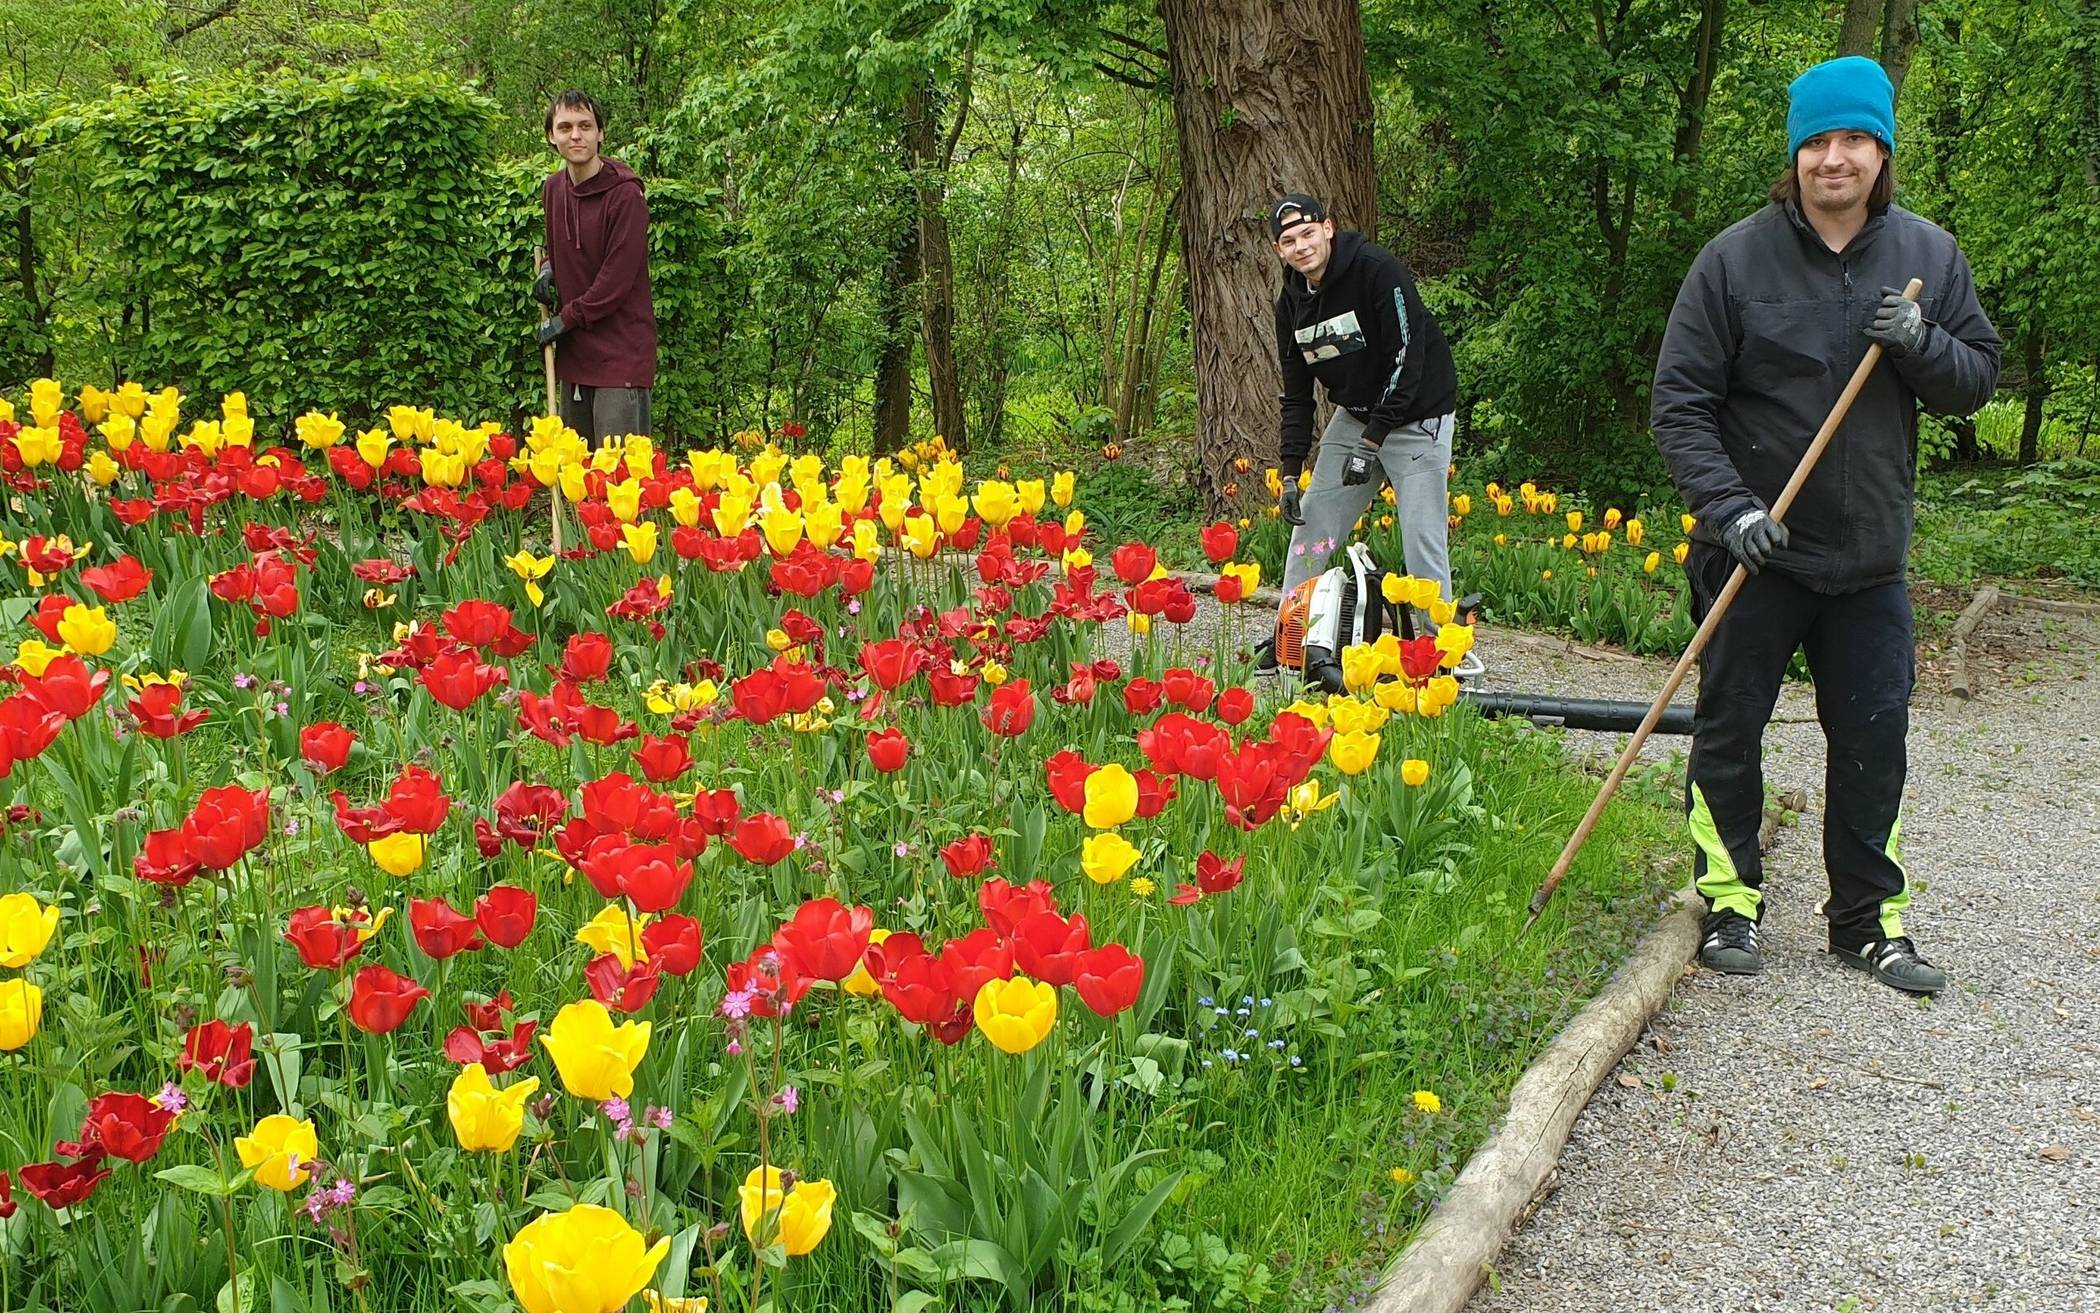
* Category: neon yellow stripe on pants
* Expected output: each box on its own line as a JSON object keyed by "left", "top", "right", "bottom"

{"left": 1880, "top": 818, "right": 1911, "bottom": 939}
{"left": 1690, "top": 782, "right": 1760, "bottom": 918}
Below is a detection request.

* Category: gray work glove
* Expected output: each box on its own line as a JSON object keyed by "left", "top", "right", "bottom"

{"left": 1865, "top": 287, "right": 1926, "bottom": 357}
{"left": 1279, "top": 482, "right": 1305, "bottom": 526}
{"left": 1720, "top": 508, "right": 1789, "bottom": 573}
{"left": 1340, "top": 449, "right": 1377, "bottom": 488}
{"left": 535, "top": 315, "right": 568, "bottom": 348}
{"left": 532, "top": 267, "right": 558, "bottom": 310}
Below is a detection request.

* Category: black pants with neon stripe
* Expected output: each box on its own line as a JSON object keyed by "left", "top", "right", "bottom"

{"left": 1684, "top": 544, "right": 1915, "bottom": 951}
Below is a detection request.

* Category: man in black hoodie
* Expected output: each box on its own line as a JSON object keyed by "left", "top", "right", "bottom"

{"left": 1266, "top": 194, "right": 1465, "bottom": 663}
{"left": 534, "top": 89, "right": 657, "bottom": 442}
{"left": 1653, "top": 57, "right": 2000, "bottom": 993}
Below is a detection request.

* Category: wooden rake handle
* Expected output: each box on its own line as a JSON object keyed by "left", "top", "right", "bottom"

{"left": 1522, "top": 276, "right": 1925, "bottom": 930}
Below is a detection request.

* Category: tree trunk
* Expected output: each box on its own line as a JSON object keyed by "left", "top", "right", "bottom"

{"left": 1837, "top": 0, "right": 1881, "bottom": 56}
{"left": 9, "top": 154, "right": 53, "bottom": 381}
{"left": 1158, "top": 0, "right": 1376, "bottom": 512}
{"left": 1880, "top": 0, "right": 1920, "bottom": 98}
{"left": 906, "top": 80, "right": 970, "bottom": 455}
{"left": 2019, "top": 326, "right": 2048, "bottom": 465}
{"left": 1668, "top": 0, "right": 1728, "bottom": 225}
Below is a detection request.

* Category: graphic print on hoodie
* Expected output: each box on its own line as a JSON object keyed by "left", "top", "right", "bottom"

{"left": 542, "top": 158, "right": 658, "bottom": 390}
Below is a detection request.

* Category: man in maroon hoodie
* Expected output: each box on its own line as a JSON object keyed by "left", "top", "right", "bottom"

{"left": 534, "top": 89, "right": 657, "bottom": 441}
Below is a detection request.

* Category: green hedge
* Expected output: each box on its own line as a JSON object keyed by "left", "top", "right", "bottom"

{"left": 15, "top": 71, "right": 728, "bottom": 440}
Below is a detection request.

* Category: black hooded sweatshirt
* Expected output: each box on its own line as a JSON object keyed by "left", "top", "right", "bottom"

{"left": 1276, "top": 230, "right": 1458, "bottom": 476}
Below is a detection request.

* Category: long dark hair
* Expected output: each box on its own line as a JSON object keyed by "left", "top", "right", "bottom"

{"left": 1769, "top": 148, "right": 1895, "bottom": 209}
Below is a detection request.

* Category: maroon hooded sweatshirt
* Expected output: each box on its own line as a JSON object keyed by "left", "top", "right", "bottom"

{"left": 542, "top": 158, "right": 658, "bottom": 389}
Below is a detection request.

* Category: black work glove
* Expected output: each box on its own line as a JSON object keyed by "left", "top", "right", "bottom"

{"left": 1279, "top": 482, "right": 1305, "bottom": 526}
{"left": 536, "top": 315, "right": 568, "bottom": 348}
{"left": 1720, "top": 508, "right": 1789, "bottom": 574}
{"left": 532, "top": 267, "right": 558, "bottom": 310}
{"left": 1341, "top": 448, "right": 1377, "bottom": 488}
{"left": 1864, "top": 286, "right": 1926, "bottom": 357}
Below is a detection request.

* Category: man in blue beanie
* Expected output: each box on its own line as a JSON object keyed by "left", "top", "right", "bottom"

{"left": 1651, "top": 56, "right": 2002, "bottom": 994}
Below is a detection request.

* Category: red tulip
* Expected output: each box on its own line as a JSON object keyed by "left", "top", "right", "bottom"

{"left": 642, "top": 913, "right": 703, "bottom": 976}
{"left": 1110, "top": 542, "right": 1158, "bottom": 587}
{"left": 0, "top": 1170, "right": 14, "bottom": 1219}
{"left": 1215, "top": 686, "right": 1255, "bottom": 727}
{"left": 474, "top": 885, "right": 538, "bottom": 948}
{"left": 300, "top": 721, "right": 355, "bottom": 773}
{"left": 1196, "top": 849, "right": 1245, "bottom": 895}
{"left": 1214, "top": 572, "right": 1245, "bottom": 604}
{"left": 134, "top": 827, "right": 202, "bottom": 887}
{"left": 978, "top": 877, "right": 1058, "bottom": 937}
{"left": 729, "top": 812, "right": 796, "bottom": 866}
{"left": 722, "top": 946, "right": 810, "bottom": 1018}
{"left": 444, "top": 1019, "right": 538, "bottom": 1074}
{"left": 691, "top": 788, "right": 741, "bottom": 837}
{"left": 284, "top": 905, "right": 367, "bottom": 970}
{"left": 586, "top": 953, "right": 663, "bottom": 1013}
{"left": 23, "top": 655, "right": 110, "bottom": 721}
{"left": 560, "top": 632, "right": 615, "bottom": 682}
{"left": 409, "top": 896, "right": 485, "bottom": 959}
{"left": 180, "top": 1020, "right": 256, "bottom": 1088}
{"left": 27, "top": 594, "right": 72, "bottom": 644}
{"left": 18, "top": 1153, "right": 112, "bottom": 1209}
{"left": 632, "top": 733, "right": 694, "bottom": 782}
{"left": 866, "top": 727, "right": 911, "bottom": 773}
{"left": 0, "top": 693, "right": 65, "bottom": 763}
{"left": 1200, "top": 521, "right": 1239, "bottom": 565}
{"left": 74, "top": 1093, "right": 176, "bottom": 1163}
{"left": 869, "top": 934, "right": 961, "bottom": 1027}
{"left": 858, "top": 638, "right": 927, "bottom": 691}
{"left": 926, "top": 666, "right": 979, "bottom": 707}
{"left": 493, "top": 782, "right": 568, "bottom": 847}
{"left": 1042, "top": 750, "right": 1093, "bottom": 815}
{"left": 1011, "top": 909, "right": 1091, "bottom": 987}
{"left": 612, "top": 843, "right": 695, "bottom": 913}
{"left": 126, "top": 682, "right": 210, "bottom": 739}
{"left": 81, "top": 555, "right": 153, "bottom": 603}
{"left": 981, "top": 678, "right": 1036, "bottom": 737}
{"left": 347, "top": 964, "right": 430, "bottom": 1033}
{"left": 420, "top": 648, "right": 507, "bottom": 710}
{"left": 937, "top": 927, "right": 1014, "bottom": 1002}
{"left": 1398, "top": 634, "right": 1442, "bottom": 681}
{"left": 1073, "top": 943, "right": 1144, "bottom": 1017}
{"left": 771, "top": 898, "right": 875, "bottom": 982}
{"left": 383, "top": 765, "right": 451, "bottom": 833}
{"left": 939, "top": 833, "right": 995, "bottom": 880}
{"left": 441, "top": 599, "right": 513, "bottom": 648}
{"left": 1162, "top": 668, "right": 1215, "bottom": 714}
{"left": 184, "top": 785, "right": 270, "bottom": 870}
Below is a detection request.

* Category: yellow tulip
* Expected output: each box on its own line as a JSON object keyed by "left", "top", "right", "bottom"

{"left": 901, "top": 513, "right": 940, "bottom": 561}
{"left": 971, "top": 480, "right": 1017, "bottom": 527}
{"left": 56, "top": 604, "right": 116, "bottom": 657}
{"left": 0, "top": 892, "right": 60, "bottom": 969}
{"left": 0, "top": 977, "right": 41, "bottom": 1050}
{"left": 931, "top": 491, "right": 968, "bottom": 536}
{"left": 576, "top": 905, "right": 651, "bottom": 969}
{"left": 13, "top": 425, "right": 60, "bottom": 468}
{"left": 1282, "top": 698, "right": 1329, "bottom": 728}
{"left": 712, "top": 492, "right": 755, "bottom": 538}
{"left": 236, "top": 1114, "right": 318, "bottom": 1191}
{"left": 643, "top": 1295, "right": 711, "bottom": 1313}
{"left": 1401, "top": 759, "right": 1431, "bottom": 787}
{"left": 621, "top": 521, "right": 658, "bottom": 565}
{"left": 100, "top": 413, "right": 137, "bottom": 452}
{"left": 1452, "top": 493, "right": 1472, "bottom": 517}
{"left": 1681, "top": 513, "right": 1697, "bottom": 535}
{"left": 841, "top": 927, "right": 892, "bottom": 997}
{"left": 1288, "top": 778, "right": 1340, "bottom": 820}
{"left": 111, "top": 381, "right": 147, "bottom": 419}
{"left": 1080, "top": 831, "right": 1142, "bottom": 885}
{"left": 366, "top": 832, "right": 425, "bottom": 877}
{"left": 28, "top": 378, "right": 61, "bottom": 426}
{"left": 1428, "top": 596, "right": 1457, "bottom": 627}
{"left": 1126, "top": 612, "right": 1151, "bottom": 636}
{"left": 505, "top": 1204, "right": 670, "bottom": 1313}
{"left": 760, "top": 505, "right": 804, "bottom": 557}
{"left": 356, "top": 428, "right": 392, "bottom": 469}
{"left": 1052, "top": 471, "right": 1076, "bottom": 508}
{"left": 973, "top": 975, "right": 1057, "bottom": 1054}
{"left": 1082, "top": 764, "right": 1139, "bottom": 830}
{"left": 1603, "top": 507, "right": 1622, "bottom": 530}
{"left": 981, "top": 662, "right": 1008, "bottom": 687}
{"left": 295, "top": 411, "right": 345, "bottom": 449}
{"left": 1645, "top": 551, "right": 1661, "bottom": 573}
{"left": 803, "top": 497, "right": 844, "bottom": 550}
{"left": 739, "top": 1167, "right": 838, "bottom": 1256}
{"left": 1340, "top": 644, "right": 1382, "bottom": 694}
{"left": 1061, "top": 545, "right": 1092, "bottom": 574}
{"left": 1562, "top": 533, "right": 1578, "bottom": 550}
{"left": 749, "top": 448, "right": 787, "bottom": 491}
{"left": 1625, "top": 518, "right": 1644, "bottom": 546}
{"left": 1673, "top": 542, "right": 1691, "bottom": 566}
{"left": 15, "top": 639, "right": 63, "bottom": 678}
{"left": 1434, "top": 623, "right": 1475, "bottom": 668}
{"left": 1329, "top": 730, "right": 1381, "bottom": 776}
{"left": 605, "top": 479, "right": 642, "bottom": 524}
{"left": 448, "top": 1063, "right": 540, "bottom": 1152}
{"left": 1015, "top": 478, "right": 1046, "bottom": 514}
{"left": 541, "top": 1000, "right": 652, "bottom": 1101}
{"left": 1565, "top": 510, "right": 1583, "bottom": 533}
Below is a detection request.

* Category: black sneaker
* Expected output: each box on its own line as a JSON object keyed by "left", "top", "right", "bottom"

{"left": 1834, "top": 936, "right": 1947, "bottom": 995}
{"left": 1252, "top": 637, "right": 1280, "bottom": 676}
{"left": 1699, "top": 910, "right": 1762, "bottom": 975}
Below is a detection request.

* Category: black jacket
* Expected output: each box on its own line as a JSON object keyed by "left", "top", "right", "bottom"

{"left": 1277, "top": 231, "right": 1458, "bottom": 476}
{"left": 1652, "top": 202, "right": 2001, "bottom": 594}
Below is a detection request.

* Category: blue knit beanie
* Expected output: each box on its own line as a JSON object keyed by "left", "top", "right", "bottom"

{"left": 1787, "top": 56, "right": 1896, "bottom": 157}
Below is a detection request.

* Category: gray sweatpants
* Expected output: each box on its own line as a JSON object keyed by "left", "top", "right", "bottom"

{"left": 1278, "top": 408, "right": 1454, "bottom": 605}
{"left": 558, "top": 383, "right": 652, "bottom": 444}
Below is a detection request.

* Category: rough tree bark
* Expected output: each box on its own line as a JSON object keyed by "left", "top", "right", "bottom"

{"left": 873, "top": 144, "right": 921, "bottom": 455}
{"left": 2020, "top": 325, "right": 2049, "bottom": 465}
{"left": 906, "top": 77, "right": 970, "bottom": 455}
{"left": 1837, "top": 0, "right": 1882, "bottom": 57}
{"left": 1835, "top": 0, "right": 1920, "bottom": 98}
{"left": 1158, "top": 0, "right": 1376, "bottom": 512}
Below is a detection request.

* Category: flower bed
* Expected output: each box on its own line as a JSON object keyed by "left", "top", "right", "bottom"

{"left": 0, "top": 382, "right": 1677, "bottom": 1313}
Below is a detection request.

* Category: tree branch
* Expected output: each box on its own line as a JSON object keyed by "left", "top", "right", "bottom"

{"left": 167, "top": 0, "right": 242, "bottom": 43}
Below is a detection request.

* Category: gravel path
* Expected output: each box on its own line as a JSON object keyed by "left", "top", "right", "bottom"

{"left": 1460, "top": 600, "right": 2100, "bottom": 1313}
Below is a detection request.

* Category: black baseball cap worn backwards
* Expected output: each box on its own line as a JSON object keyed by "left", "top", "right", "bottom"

{"left": 1270, "top": 193, "right": 1327, "bottom": 240}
